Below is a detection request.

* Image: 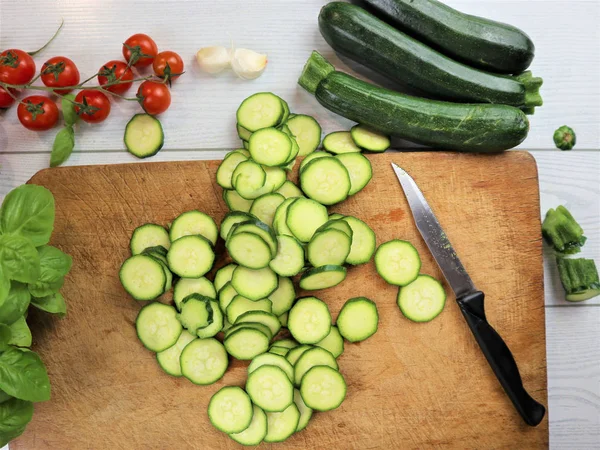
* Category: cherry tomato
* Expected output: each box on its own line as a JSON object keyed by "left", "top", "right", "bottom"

{"left": 137, "top": 81, "right": 171, "bottom": 115}
{"left": 97, "top": 60, "right": 134, "bottom": 95}
{"left": 40, "top": 56, "right": 80, "bottom": 95}
{"left": 0, "top": 49, "right": 36, "bottom": 85}
{"left": 153, "top": 51, "right": 184, "bottom": 82}
{"left": 0, "top": 86, "right": 17, "bottom": 108}
{"left": 122, "top": 34, "right": 158, "bottom": 68}
{"left": 17, "top": 95, "right": 59, "bottom": 131}
{"left": 74, "top": 89, "right": 111, "bottom": 123}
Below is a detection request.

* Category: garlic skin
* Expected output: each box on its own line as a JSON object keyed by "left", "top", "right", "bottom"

{"left": 196, "top": 46, "right": 231, "bottom": 74}
{"left": 230, "top": 48, "right": 268, "bottom": 80}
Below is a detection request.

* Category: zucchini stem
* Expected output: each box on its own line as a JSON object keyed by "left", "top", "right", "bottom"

{"left": 298, "top": 51, "right": 335, "bottom": 94}
{"left": 515, "top": 70, "right": 543, "bottom": 108}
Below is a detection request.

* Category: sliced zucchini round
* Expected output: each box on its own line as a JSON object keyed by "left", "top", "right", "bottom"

{"left": 173, "top": 277, "right": 216, "bottom": 310}
{"left": 234, "top": 311, "right": 282, "bottom": 337}
{"left": 249, "top": 128, "right": 292, "bottom": 167}
{"left": 293, "top": 347, "right": 338, "bottom": 386}
{"left": 288, "top": 297, "right": 332, "bottom": 344}
{"left": 293, "top": 388, "right": 313, "bottom": 432}
{"left": 156, "top": 330, "right": 196, "bottom": 377}
{"left": 120, "top": 255, "right": 166, "bottom": 301}
{"left": 224, "top": 327, "right": 270, "bottom": 360}
{"left": 315, "top": 325, "right": 344, "bottom": 358}
{"left": 343, "top": 216, "right": 376, "bottom": 265}
{"left": 248, "top": 354, "right": 294, "bottom": 383}
{"left": 307, "top": 229, "right": 352, "bottom": 267}
{"left": 233, "top": 160, "right": 267, "bottom": 200}
{"left": 167, "top": 235, "right": 215, "bottom": 278}
{"left": 231, "top": 266, "right": 278, "bottom": 300}
{"left": 216, "top": 151, "right": 248, "bottom": 190}
{"left": 300, "top": 366, "right": 346, "bottom": 411}
{"left": 286, "top": 114, "right": 322, "bottom": 156}
{"left": 337, "top": 297, "right": 379, "bottom": 342}
{"left": 299, "top": 265, "right": 347, "bottom": 291}
{"left": 268, "top": 276, "right": 295, "bottom": 316}
{"left": 299, "top": 152, "right": 330, "bottom": 173}
{"left": 269, "top": 235, "right": 305, "bottom": 277}
{"left": 229, "top": 404, "right": 267, "bottom": 446}
{"left": 225, "top": 322, "right": 274, "bottom": 341}
{"left": 350, "top": 125, "right": 391, "bottom": 152}
{"left": 250, "top": 193, "right": 285, "bottom": 227}
{"left": 300, "top": 156, "right": 351, "bottom": 205}
{"left": 375, "top": 240, "right": 421, "bottom": 286}
{"left": 322, "top": 131, "right": 361, "bottom": 154}
{"left": 226, "top": 295, "right": 272, "bottom": 324}
{"left": 335, "top": 152, "right": 373, "bottom": 195}
{"left": 223, "top": 189, "right": 253, "bottom": 212}
{"left": 124, "top": 114, "right": 164, "bottom": 158}
{"left": 208, "top": 386, "right": 253, "bottom": 433}
{"left": 275, "top": 180, "right": 305, "bottom": 199}
{"left": 130, "top": 223, "right": 170, "bottom": 255}
{"left": 136, "top": 303, "right": 182, "bottom": 352}
{"left": 286, "top": 344, "right": 313, "bottom": 366}
{"left": 227, "top": 232, "right": 272, "bottom": 269}
{"left": 286, "top": 198, "right": 328, "bottom": 243}
{"left": 218, "top": 281, "right": 238, "bottom": 312}
{"left": 264, "top": 403, "right": 300, "bottom": 443}
{"left": 397, "top": 275, "right": 446, "bottom": 322}
{"left": 197, "top": 300, "right": 224, "bottom": 339}
{"left": 169, "top": 210, "right": 219, "bottom": 245}
{"left": 214, "top": 263, "right": 238, "bottom": 293}
{"left": 181, "top": 337, "right": 228, "bottom": 385}
{"left": 220, "top": 212, "right": 256, "bottom": 241}
{"left": 237, "top": 92, "right": 284, "bottom": 132}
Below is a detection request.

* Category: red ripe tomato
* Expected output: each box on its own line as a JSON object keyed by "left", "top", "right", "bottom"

{"left": 122, "top": 34, "right": 158, "bottom": 68}
{"left": 97, "top": 60, "right": 134, "bottom": 95}
{"left": 0, "top": 49, "right": 36, "bottom": 85}
{"left": 153, "top": 51, "right": 184, "bottom": 81}
{"left": 137, "top": 81, "right": 171, "bottom": 115}
{"left": 40, "top": 56, "right": 80, "bottom": 95}
{"left": 17, "top": 95, "right": 59, "bottom": 131}
{"left": 0, "top": 86, "right": 17, "bottom": 108}
{"left": 74, "top": 89, "right": 111, "bottom": 123}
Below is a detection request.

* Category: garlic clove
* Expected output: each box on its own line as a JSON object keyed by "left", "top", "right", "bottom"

{"left": 196, "top": 46, "right": 232, "bottom": 74}
{"left": 231, "top": 48, "right": 268, "bottom": 80}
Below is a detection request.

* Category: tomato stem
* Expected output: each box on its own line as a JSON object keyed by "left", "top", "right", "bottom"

{"left": 28, "top": 19, "right": 64, "bottom": 56}
{"left": 0, "top": 74, "right": 155, "bottom": 95}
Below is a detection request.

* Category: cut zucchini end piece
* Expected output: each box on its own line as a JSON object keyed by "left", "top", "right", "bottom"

{"left": 298, "top": 51, "right": 335, "bottom": 95}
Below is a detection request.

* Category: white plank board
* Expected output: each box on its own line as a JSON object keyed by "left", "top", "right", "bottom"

{"left": 1, "top": 0, "right": 599, "bottom": 153}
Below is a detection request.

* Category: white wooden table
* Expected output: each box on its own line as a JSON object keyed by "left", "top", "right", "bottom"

{"left": 1, "top": 1, "right": 599, "bottom": 448}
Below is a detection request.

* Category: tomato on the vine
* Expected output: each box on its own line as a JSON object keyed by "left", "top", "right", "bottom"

{"left": 41, "top": 56, "right": 80, "bottom": 95}
{"left": 17, "top": 95, "right": 59, "bottom": 131}
{"left": 123, "top": 34, "right": 158, "bottom": 68}
{"left": 137, "top": 81, "right": 171, "bottom": 116}
{"left": 153, "top": 51, "right": 184, "bottom": 82}
{"left": 0, "top": 87, "right": 17, "bottom": 108}
{"left": 74, "top": 90, "right": 111, "bottom": 123}
{"left": 97, "top": 60, "right": 134, "bottom": 95}
{"left": 0, "top": 49, "right": 36, "bottom": 85}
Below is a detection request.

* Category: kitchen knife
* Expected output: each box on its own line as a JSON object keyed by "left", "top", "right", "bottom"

{"left": 392, "top": 163, "right": 546, "bottom": 427}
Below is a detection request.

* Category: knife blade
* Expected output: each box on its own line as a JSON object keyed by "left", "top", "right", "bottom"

{"left": 391, "top": 162, "right": 546, "bottom": 427}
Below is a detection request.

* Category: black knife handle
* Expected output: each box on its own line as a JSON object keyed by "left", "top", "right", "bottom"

{"left": 457, "top": 291, "right": 546, "bottom": 426}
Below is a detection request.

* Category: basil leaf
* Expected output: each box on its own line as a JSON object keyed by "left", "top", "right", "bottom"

{"left": 0, "top": 390, "right": 12, "bottom": 404}
{"left": 8, "top": 317, "right": 31, "bottom": 348}
{"left": 0, "top": 185, "right": 55, "bottom": 247}
{"left": 27, "top": 245, "right": 71, "bottom": 297}
{"left": 50, "top": 126, "right": 75, "bottom": 168}
{"left": 0, "top": 325, "right": 11, "bottom": 352}
{"left": 0, "top": 283, "right": 30, "bottom": 326}
{"left": 0, "top": 235, "right": 40, "bottom": 284}
{"left": 0, "top": 276, "right": 8, "bottom": 309}
{"left": 61, "top": 94, "right": 78, "bottom": 126}
{"left": 0, "top": 348, "right": 50, "bottom": 402}
{"left": 0, "top": 397, "right": 34, "bottom": 447}
{"left": 31, "top": 293, "right": 66, "bottom": 317}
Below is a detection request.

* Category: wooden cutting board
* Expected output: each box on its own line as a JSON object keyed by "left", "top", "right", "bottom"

{"left": 14, "top": 152, "right": 548, "bottom": 449}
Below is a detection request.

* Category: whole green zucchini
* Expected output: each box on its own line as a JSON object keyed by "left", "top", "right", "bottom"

{"left": 364, "top": 0, "right": 535, "bottom": 74}
{"left": 298, "top": 52, "right": 529, "bottom": 153}
{"left": 319, "top": 2, "right": 542, "bottom": 110}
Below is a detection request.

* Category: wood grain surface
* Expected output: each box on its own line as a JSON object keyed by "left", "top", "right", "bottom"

{"left": 13, "top": 152, "right": 548, "bottom": 449}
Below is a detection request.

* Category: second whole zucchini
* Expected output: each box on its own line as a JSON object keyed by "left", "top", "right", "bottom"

{"left": 319, "top": 2, "right": 542, "bottom": 110}
{"left": 299, "top": 51, "right": 529, "bottom": 153}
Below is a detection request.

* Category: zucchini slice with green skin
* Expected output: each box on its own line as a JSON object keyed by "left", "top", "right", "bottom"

{"left": 173, "top": 277, "right": 216, "bottom": 310}
{"left": 300, "top": 365, "right": 346, "bottom": 411}
{"left": 299, "top": 265, "right": 347, "bottom": 291}
{"left": 397, "top": 275, "right": 446, "bottom": 322}
{"left": 272, "top": 198, "right": 298, "bottom": 237}
{"left": 214, "top": 263, "right": 238, "bottom": 293}
{"left": 218, "top": 281, "right": 238, "bottom": 312}
{"left": 170, "top": 210, "right": 219, "bottom": 245}
{"left": 269, "top": 347, "right": 290, "bottom": 357}
{"left": 288, "top": 297, "right": 332, "bottom": 344}
{"left": 286, "top": 114, "right": 322, "bottom": 156}
{"left": 208, "top": 386, "right": 253, "bottom": 433}
{"left": 229, "top": 219, "right": 278, "bottom": 257}
{"left": 316, "top": 219, "right": 353, "bottom": 239}
{"left": 225, "top": 327, "right": 270, "bottom": 360}
{"left": 229, "top": 404, "right": 267, "bottom": 446}
{"left": 337, "top": 297, "right": 379, "bottom": 342}
{"left": 177, "top": 294, "right": 213, "bottom": 333}
{"left": 299, "top": 152, "right": 329, "bottom": 173}
{"left": 322, "top": 131, "right": 361, "bottom": 154}
{"left": 181, "top": 337, "right": 228, "bottom": 385}
{"left": 233, "top": 160, "right": 267, "bottom": 200}
{"left": 319, "top": 3, "right": 542, "bottom": 108}
{"left": 271, "top": 338, "right": 298, "bottom": 350}
{"left": 294, "top": 388, "right": 313, "bottom": 432}
{"left": 248, "top": 353, "right": 295, "bottom": 382}
{"left": 275, "top": 180, "right": 305, "bottom": 199}
{"left": 223, "top": 189, "right": 253, "bottom": 212}
{"left": 315, "top": 325, "right": 344, "bottom": 358}
{"left": 300, "top": 156, "right": 351, "bottom": 205}
{"left": 249, "top": 128, "right": 293, "bottom": 167}
{"left": 237, "top": 123, "right": 253, "bottom": 141}
{"left": 225, "top": 322, "right": 274, "bottom": 341}
{"left": 227, "top": 231, "right": 272, "bottom": 269}
{"left": 156, "top": 330, "right": 196, "bottom": 377}
{"left": 217, "top": 151, "right": 249, "bottom": 190}
{"left": 231, "top": 266, "right": 278, "bottom": 300}
{"left": 226, "top": 295, "right": 272, "bottom": 324}
{"left": 124, "top": 114, "right": 164, "bottom": 159}
{"left": 279, "top": 98, "right": 291, "bottom": 126}
{"left": 299, "top": 51, "right": 531, "bottom": 152}
{"left": 294, "top": 347, "right": 338, "bottom": 386}
{"left": 250, "top": 193, "right": 285, "bottom": 227}
{"left": 343, "top": 216, "right": 376, "bottom": 265}
{"left": 220, "top": 212, "right": 256, "bottom": 241}
{"left": 234, "top": 311, "right": 281, "bottom": 337}
{"left": 136, "top": 303, "right": 182, "bottom": 352}
{"left": 264, "top": 403, "right": 300, "bottom": 443}
{"left": 286, "top": 344, "right": 313, "bottom": 366}
{"left": 375, "top": 240, "right": 421, "bottom": 286}
{"left": 335, "top": 153, "right": 373, "bottom": 196}
{"left": 167, "top": 235, "right": 215, "bottom": 278}
{"left": 363, "top": 0, "right": 535, "bottom": 74}
{"left": 237, "top": 92, "right": 284, "bottom": 132}
{"left": 120, "top": 255, "right": 166, "bottom": 301}
{"left": 130, "top": 224, "right": 170, "bottom": 255}
{"left": 197, "top": 300, "right": 224, "bottom": 339}
{"left": 278, "top": 312, "right": 289, "bottom": 327}
{"left": 350, "top": 125, "right": 390, "bottom": 152}
{"left": 268, "top": 277, "right": 296, "bottom": 316}
{"left": 286, "top": 198, "right": 329, "bottom": 243}
{"left": 270, "top": 235, "right": 305, "bottom": 277}
{"left": 307, "top": 229, "right": 352, "bottom": 267}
